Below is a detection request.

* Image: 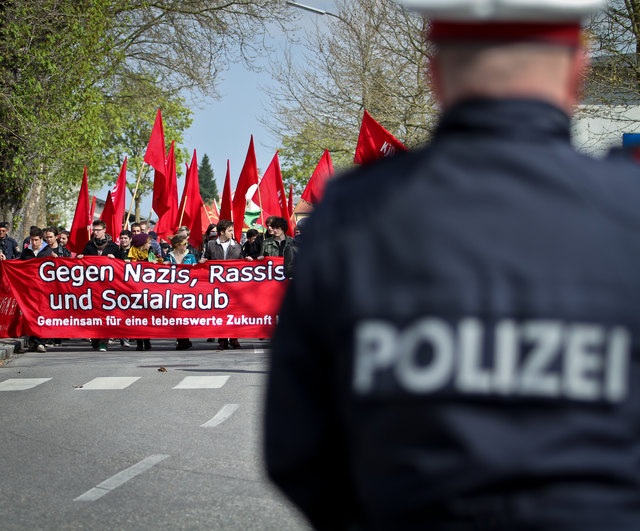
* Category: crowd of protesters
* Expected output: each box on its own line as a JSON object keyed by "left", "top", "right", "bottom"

{"left": 0, "top": 215, "right": 304, "bottom": 353}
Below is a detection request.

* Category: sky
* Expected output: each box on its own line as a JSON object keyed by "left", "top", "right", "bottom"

{"left": 107, "top": 0, "right": 336, "bottom": 222}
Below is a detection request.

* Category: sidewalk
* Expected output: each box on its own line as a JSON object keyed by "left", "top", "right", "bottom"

{"left": 0, "top": 337, "right": 27, "bottom": 362}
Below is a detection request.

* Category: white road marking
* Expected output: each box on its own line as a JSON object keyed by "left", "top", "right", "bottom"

{"left": 77, "top": 377, "right": 140, "bottom": 390}
{"left": 254, "top": 349, "right": 265, "bottom": 354}
{"left": 172, "top": 376, "right": 229, "bottom": 389}
{"left": 0, "top": 378, "right": 51, "bottom": 391}
{"left": 74, "top": 454, "right": 170, "bottom": 502}
{"left": 201, "top": 404, "right": 239, "bottom": 428}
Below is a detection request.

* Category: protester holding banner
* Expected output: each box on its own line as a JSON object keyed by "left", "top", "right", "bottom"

{"left": 44, "top": 227, "right": 71, "bottom": 258}
{"left": 166, "top": 234, "right": 197, "bottom": 265}
{"left": 200, "top": 219, "right": 242, "bottom": 349}
{"left": 119, "top": 229, "right": 132, "bottom": 260}
{"left": 20, "top": 227, "right": 53, "bottom": 260}
{"left": 258, "top": 217, "right": 292, "bottom": 259}
{"left": 242, "top": 229, "right": 261, "bottom": 260}
{"left": 78, "top": 220, "right": 122, "bottom": 259}
{"left": 128, "top": 232, "right": 162, "bottom": 264}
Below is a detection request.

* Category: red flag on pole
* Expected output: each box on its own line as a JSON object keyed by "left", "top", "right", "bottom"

{"left": 232, "top": 136, "right": 260, "bottom": 242}
{"left": 219, "top": 160, "right": 233, "bottom": 222}
{"left": 144, "top": 108, "right": 166, "bottom": 173}
{"left": 301, "top": 149, "right": 335, "bottom": 205}
{"left": 176, "top": 150, "right": 204, "bottom": 248}
{"left": 154, "top": 141, "right": 179, "bottom": 241}
{"left": 252, "top": 151, "right": 288, "bottom": 222}
{"left": 67, "top": 167, "right": 91, "bottom": 253}
{"left": 287, "top": 183, "right": 294, "bottom": 218}
{"left": 99, "top": 191, "right": 119, "bottom": 243}
{"left": 89, "top": 195, "right": 96, "bottom": 223}
{"left": 112, "top": 157, "right": 127, "bottom": 233}
{"left": 354, "top": 110, "right": 408, "bottom": 165}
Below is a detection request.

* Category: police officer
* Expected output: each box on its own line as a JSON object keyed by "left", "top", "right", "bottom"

{"left": 265, "top": 0, "right": 640, "bottom": 529}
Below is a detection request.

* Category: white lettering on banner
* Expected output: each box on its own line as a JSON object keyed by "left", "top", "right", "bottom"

{"left": 208, "top": 261, "right": 286, "bottom": 284}
{"left": 101, "top": 288, "right": 229, "bottom": 311}
{"left": 39, "top": 261, "right": 114, "bottom": 287}
{"left": 123, "top": 263, "right": 191, "bottom": 284}
{"left": 353, "top": 318, "right": 631, "bottom": 403}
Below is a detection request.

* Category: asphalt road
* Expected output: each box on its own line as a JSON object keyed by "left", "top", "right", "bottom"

{"left": 0, "top": 338, "right": 310, "bottom": 530}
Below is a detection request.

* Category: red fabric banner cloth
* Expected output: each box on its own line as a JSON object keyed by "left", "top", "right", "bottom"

{"left": 353, "top": 110, "right": 408, "bottom": 165}
{"left": 232, "top": 136, "right": 259, "bottom": 242}
{"left": 99, "top": 191, "right": 119, "bottom": 243}
{"left": 301, "top": 149, "right": 335, "bottom": 205}
{"left": 176, "top": 150, "right": 204, "bottom": 248}
{"left": 112, "top": 157, "right": 127, "bottom": 235}
{"left": 67, "top": 167, "right": 91, "bottom": 254}
{"left": 0, "top": 257, "right": 288, "bottom": 339}
{"left": 0, "top": 269, "right": 24, "bottom": 337}
{"left": 219, "top": 161, "right": 233, "bottom": 222}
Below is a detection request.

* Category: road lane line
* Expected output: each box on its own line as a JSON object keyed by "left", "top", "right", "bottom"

{"left": 74, "top": 454, "right": 170, "bottom": 502}
{"left": 173, "top": 375, "right": 229, "bottom": 389}
{"left": 201, "top": 404, "right": 239, "bottom": 428}
{"left": 0, "top": 378, "right": 51, "bottom": 391}
{"left": 77, "top": 377, "right": 140, "bottom": 390}
{"left": 254, "top": 349, "right": 265, "bottom": 354}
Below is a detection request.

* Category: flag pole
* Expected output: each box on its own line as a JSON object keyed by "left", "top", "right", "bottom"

{"left": 178, "top": 195, "right": 188, "bottom": 227}
{"left": 125, "top": 162, "right": 146, "bottom": 229}
{"left": 202, "top": 199, "right": 214, "bottom": 224}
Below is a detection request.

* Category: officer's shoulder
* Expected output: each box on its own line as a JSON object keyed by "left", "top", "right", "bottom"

{"left": 321, "top": 148, "right": 429, "bottom": 210}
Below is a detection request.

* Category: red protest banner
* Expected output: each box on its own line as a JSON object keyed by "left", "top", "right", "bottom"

{"left": 0, "top": 269, "right": 24, "bottom": 338}
{"left": 0, "top": 257, "right": 288, "bottom": 339}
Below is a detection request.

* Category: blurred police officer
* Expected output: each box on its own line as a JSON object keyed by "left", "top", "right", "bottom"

{"left": 265, "top": 0, "right": 640, "bottom": 529}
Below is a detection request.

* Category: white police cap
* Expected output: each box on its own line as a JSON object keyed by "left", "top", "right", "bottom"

{"left": 400, "top": 0, "right": 606, "bottom": 21}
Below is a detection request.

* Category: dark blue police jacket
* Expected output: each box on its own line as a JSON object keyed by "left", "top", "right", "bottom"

{"left": 265, "top": 99, "right": 640, "bottom": 530}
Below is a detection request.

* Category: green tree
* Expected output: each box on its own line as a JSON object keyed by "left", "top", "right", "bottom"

{"left": 198, "top": 153, "right": 219, "bottom": 203}
{"left": 269, "top": 0, "right": 437, "bottom": 188}
{"left": 0, "top": 0, "right": 291, "bottom": 237}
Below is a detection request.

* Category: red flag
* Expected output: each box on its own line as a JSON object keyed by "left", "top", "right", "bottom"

{"left": 111, "top": 157, "right": 127, "bottom": 234}
{"left": 354, "top": 110, "right": 408, "bottom": 165}
{"left": 154, "top": 141, "right": 179, "bottom": 241}
{"left": 301, "top": 149, "right": 335, "bottom": 205}
{"left": 144, "top": 108, "right": 166, "bottom": 173}
{"left": 99, "top": 191, "right": 119, "bottom": 243}
{"left": 287, "top": 183, "right": 294, "bottom": 218}
{"left": 210, "top": 197, "right": 220, "bottom": 220}
{"left": 176, "top": 150, "right": 204, "bottom": 248}
{"left": 219, "top": 160, "right": 233, "bottom": 222}
{"left": 68, "top": 167, "right": 91, "bottom": 253}
{"left": 232, "top": 136, "right": 260, "bottom": 242}
{"left": 252, "top": 151, "right": 288, "bottom": 222}
{"left": 201, "top": 202, "right": 219, "bottom": 234}
{"left": 89, "top": 195, "right": 96, "bottom": 223}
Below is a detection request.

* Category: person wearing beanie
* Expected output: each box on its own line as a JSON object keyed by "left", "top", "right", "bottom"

{"left": 128, "top": 232, "right": 162, "bottom": 351}
{"left": 265, "top": 1, "right": 640, "bottom": 529}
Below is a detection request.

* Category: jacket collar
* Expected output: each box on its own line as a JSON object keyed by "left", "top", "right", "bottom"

{"left": 436, "top": 99, "right": 571, "bottom": 142}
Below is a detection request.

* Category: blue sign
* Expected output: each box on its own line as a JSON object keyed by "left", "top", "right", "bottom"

{"left": 622, "top": 133, "right": 640, "bottom": 147}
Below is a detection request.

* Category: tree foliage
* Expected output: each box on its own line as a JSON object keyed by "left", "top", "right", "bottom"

{"left": 198, "top": 153, "right": 219, "bottom": 203}
{"left": 0, "top": 0, "right": 289, "bottom": 235}
{"left": 267, "top": 0, "right": 438, "bottom": 192}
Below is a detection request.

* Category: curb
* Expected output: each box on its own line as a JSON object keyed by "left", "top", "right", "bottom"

{"left": 0, "top": 337, "right": 27, "bottom": 361}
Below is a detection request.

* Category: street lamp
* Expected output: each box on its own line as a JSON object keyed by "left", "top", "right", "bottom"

{"left": 285, "top": 1, "right": 341, "bottom": 20}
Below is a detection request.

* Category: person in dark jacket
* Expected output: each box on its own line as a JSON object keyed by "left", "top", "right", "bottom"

{"left": 44, "top": 227, "right": 71, "bottom": 258}
{"left": 257, "top": 217, "right": 292, "bottom": 259}
{"left": 200, "top": 219, "right": 243, "bottom": 349}
{"left": 200, "top": 219, "right": 243, "bottom": 261}
{"left": 78, "top": 220, "right": 122, "bottom": 259}
{"left": 264, "top": 1, "right": 640, "bottom": 530}
{"left": 19, "top": 227, "right": 53, "bottom": 351}
{"left": 283, "top": 217, "right": 308, "bottom": 279}
{"left": 242, "top": 229, "right": 261, "bottom": 260}
{"left": 0, "top": 222, "right": 20, "bottom": 260}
